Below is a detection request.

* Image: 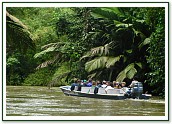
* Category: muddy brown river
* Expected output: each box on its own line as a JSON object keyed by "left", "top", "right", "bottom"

{"left": 6, "top": 86, "right": 165, "bottom": 116}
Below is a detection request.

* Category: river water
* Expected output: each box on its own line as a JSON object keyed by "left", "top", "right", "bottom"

{"left": 6, "top": 86, "right": 165, "bottom": 116}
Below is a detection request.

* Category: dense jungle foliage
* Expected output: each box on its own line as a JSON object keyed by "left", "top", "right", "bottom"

{"left": 6, "top": 7, "right": 166, "bottom": 97}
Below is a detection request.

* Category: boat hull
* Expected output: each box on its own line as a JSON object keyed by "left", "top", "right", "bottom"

{"left": 60, "top": 86, "right": 151, "bottom": 100}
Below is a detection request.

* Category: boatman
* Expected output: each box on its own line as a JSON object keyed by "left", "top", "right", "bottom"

{"left": 128, "top": 76, "right": 143, "bottom": 98}
{"left": 129, "top": 76, "right": 139, "bottom": 88}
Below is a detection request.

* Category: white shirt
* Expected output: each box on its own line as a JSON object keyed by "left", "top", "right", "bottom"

{"left": 105, "top": 86, "right": 114, "bottom": 92}
{"left": 101, "top": 84, "right": 107, "bottom": 88}
{"left": 129, "top": 80, "right": 138, "bottom": 87}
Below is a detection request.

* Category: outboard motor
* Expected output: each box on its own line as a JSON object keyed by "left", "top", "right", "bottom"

{"left": 131, "top": 82, "right": 143, "bottom": 99}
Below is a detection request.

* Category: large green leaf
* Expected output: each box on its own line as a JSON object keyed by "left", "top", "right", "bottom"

{"left": 116, "top": 70, "right": 126, "bottom": 82}
{"left": 106, "top": 55, "right": 123, "bottom": 68}
{"left": 116, "top": 63, "right": 137, "bottom": 82}
{"left": 126, "top": 67, "right": 137, "bottom": 79}
{"left": 81, "top": 42, "right": 113, "bottom": 60}
{"left": 85, "top": 56, "right": 108, "bottom": 72}
{"left": 85, "top": 55, "right": 123, "bottom": 72}
{"left": 41, "top": 43, "right": 58, "bottom": 50}
{"left": 34, "top": 46, "right": 56, "bottom": 58}
{"left": 91, "top": 8, "right": 119, "bottom": 20}
{"left": 101, "top": 7, "right": 123, "bottom": 16}
{"left": 124, "top": 63, "right": 135, "bottom": 73}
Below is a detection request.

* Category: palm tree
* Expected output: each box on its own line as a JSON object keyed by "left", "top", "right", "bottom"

{"left": 6, "top": 11, "right": 35, "bottom": 85}
{"left": 6, "top": 11, "right": 35, "bottom": 54}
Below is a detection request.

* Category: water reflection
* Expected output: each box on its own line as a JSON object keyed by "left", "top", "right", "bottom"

{"left": 6, "top": 86, "right": 165, "bottom": 116}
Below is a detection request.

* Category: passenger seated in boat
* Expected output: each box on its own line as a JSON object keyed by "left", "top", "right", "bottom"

{"left": 88, "top": 81, "right": 97, "bottom": 93}
{"left": 70, "top": 79, "right": 78, "bottom": 91}
{"left": 82, "top": 80, "right": 87, "bottom": 86}
{"left": 96, "top": 80, "right": 102, "bottom": 87}
{"left": 92, "top": 81, "right": 97, "bottom": 87}
{"left": 114, "top": 82, "right": 122, "bottom": 89}
{"left": 121, "top": 82, "right": 126, "bottom": 88}
{"left": 113, "top": 81, "right": 117, "bottom": 88}
{"left": 77, "top": 79, "right": 82, "bottom": 91}
{"left": 86, "top": 78, "right": 92, "bottom": 87}
{"left": 105, "top": 81, "right": 114, "bottom": 94}
{"left": 101, "top": 80, "right": 107, "bottom": 88}
{"left": 94, "top": 80, "right": 102, "bottom": 94}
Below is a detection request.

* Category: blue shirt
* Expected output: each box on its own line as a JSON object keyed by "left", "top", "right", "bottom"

{"left": 86, "top": 82, "right": 92, "bottom": 87}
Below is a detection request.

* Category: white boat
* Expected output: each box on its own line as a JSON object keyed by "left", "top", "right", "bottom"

{"left": 60, "top": 85, "right": 152, "bottom": 100}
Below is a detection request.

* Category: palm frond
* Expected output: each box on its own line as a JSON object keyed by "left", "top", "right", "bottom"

{"left": 80, "top": 52, "right": 92, "bottom": 60}
{"left": 116, "top": 70, "right": 126, "bottom": 82}
{"left": 34, "top": 46, "right": 57, "bottom": 58}
{"left": 104, "top": 43, "right": 110, "bottom": 55}
{"left": 91, "top": 8, "right": 121, "bottom": 20}
{"left": 126, "top": 67, "right": 137, "bottom": 79}
{"left": 41, "top": 42, "right": 65, "bottom": 50}
{"left": 36, "top": 55, "right": 60, "bottom": 69}
{"left": 36, "top": 59, "right": 55, "bottom": 69}
{"left": 85, "top": 56, "right": 108, "bottom": 72}
{"left": 6, "top": 11, "right": 28, "bottom": 30}
{"left": 106, "top": 55, "right": 123, "bottom": 68}
{"left": 85, "top": 55, "right": 123, "bottom": 72}
{"left": 124, "top": 63, "right": 135, "bottom": 73}
{"left": 81, "top": 42, "right": 113, "bottom": 60}
{"left": 101, "top": 7, "right": 123, "bottom": 16}
{"left": 41, "top": 43, "right": 58, "bottom": 50}
{"left": 6, "top": 11, "right": 35, "bottom": 52}
{"left": 116, "top": 63, "right": 137, "bottom": 82}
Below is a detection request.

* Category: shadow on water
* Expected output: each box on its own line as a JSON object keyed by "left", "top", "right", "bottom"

{"left": 6, "top": 86, "right": 165, "bottom": 116}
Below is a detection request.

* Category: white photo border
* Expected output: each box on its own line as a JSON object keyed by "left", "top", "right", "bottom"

{"left": 2, "top": 2, "right": 169, "bottom": 121}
